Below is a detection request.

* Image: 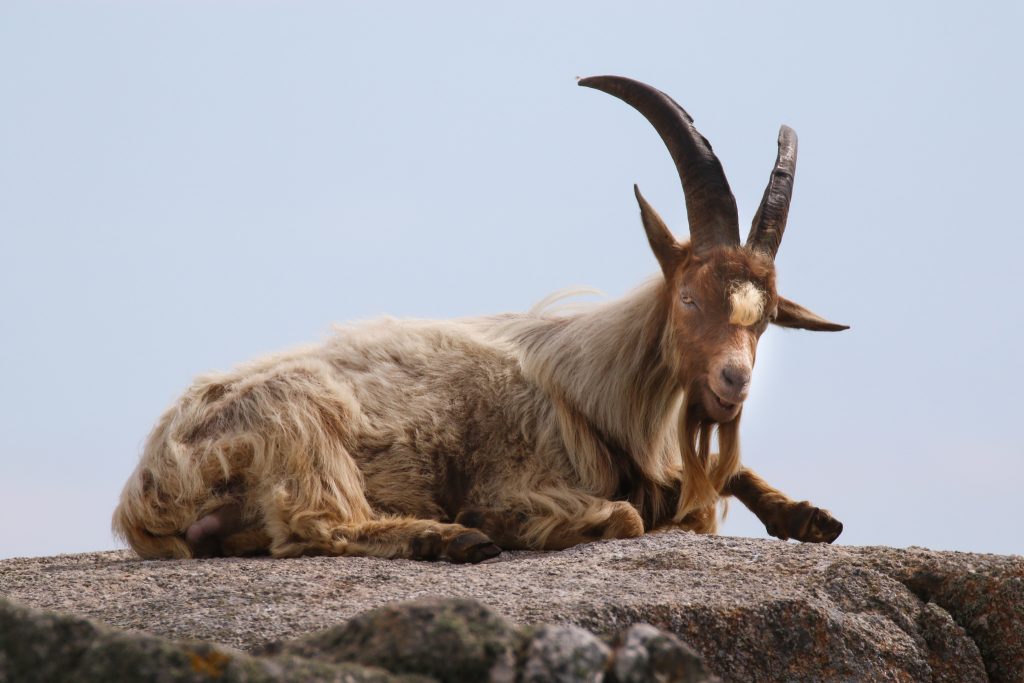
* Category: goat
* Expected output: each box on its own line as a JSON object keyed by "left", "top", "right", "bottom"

{"left": 113, "top": 76, "right": 848, "bottom": 563}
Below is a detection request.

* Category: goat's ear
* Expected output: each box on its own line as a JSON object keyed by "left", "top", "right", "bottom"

{"left": 634, "top": 184, "right": 684, "bottom": 277}
{"left": 773, "top": 296, "right": 849, "bottom": 332}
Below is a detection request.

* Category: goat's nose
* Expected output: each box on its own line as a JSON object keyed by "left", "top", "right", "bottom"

{"left": 720, "top": 365, "right": 751, "bottom": 393}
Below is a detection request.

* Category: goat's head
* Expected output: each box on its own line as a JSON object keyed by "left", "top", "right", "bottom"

{"left": 580, "top": 76, "right": 848, "bottom": 424}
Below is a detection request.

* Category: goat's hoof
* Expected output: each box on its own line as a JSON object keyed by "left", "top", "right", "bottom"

{"left": 787, "top": 502, "right": 843, "bottom": 543}
{"left": 409, "top": 530, "right": 444, "bottom": 561}
{"left": 766, "top": 502, "right": 843, "bottom": 543}
{"left": 804, "top": 507, "right": 843, "bottom": 543}
{"left": 446, "top": 529, "right": 501, "bottom": 564}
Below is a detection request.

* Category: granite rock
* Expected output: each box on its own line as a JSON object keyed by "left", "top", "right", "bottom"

{"left": 1, "top": 531, "right": 1020, "bottom": 681}
{"left": 0, "top": 596, "right": 712, "bottom": 682}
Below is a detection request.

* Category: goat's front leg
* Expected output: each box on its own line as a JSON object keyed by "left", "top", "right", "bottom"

{"left": 723, "top": 467, "right": 843, "bottom": 543}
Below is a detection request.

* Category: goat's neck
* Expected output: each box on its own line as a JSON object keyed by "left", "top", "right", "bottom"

{"left": 515, "top": 279, "right": 684, "bottom": 472}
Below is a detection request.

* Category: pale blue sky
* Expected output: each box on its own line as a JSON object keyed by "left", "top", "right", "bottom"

{"left": 1, "top": 2, "right": 1021, "bottom": 559}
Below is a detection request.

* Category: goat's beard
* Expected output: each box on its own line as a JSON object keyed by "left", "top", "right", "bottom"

{"left": 673, "top": 383, "right": 744, "bottom": 529}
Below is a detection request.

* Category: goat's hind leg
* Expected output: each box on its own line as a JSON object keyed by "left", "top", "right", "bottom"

{"left": 260, "top": 472, "right": 499, "bottom": 563}
{"left": 724, "top": 467, "right": 842, "bottom": 543}
{"left": 455, "top": 494, "right": 644, "bottom": 551}
{"left": 352, "top": 518, "right": 502, "bottom": 564}
{"left": 267, "top": 507, "right": 501, "bottom": 564}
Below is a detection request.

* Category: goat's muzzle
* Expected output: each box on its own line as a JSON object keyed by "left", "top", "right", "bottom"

{"left": 700, "top": 383, "right": 744, "bottom": 423}
{"left": 715, "top": 363, "right": 751, "bottom": 403}
{"left": 700, "top": 360, "right": 751, "bottom": 423}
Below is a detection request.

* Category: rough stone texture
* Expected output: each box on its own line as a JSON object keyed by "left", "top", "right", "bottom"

{"left": 1, "top": 531, "right": 1020, "bottom": 681}
{"left": 0, "top": 596, "right": 424, "bottom": 682}
{"left": 611, "top": 623, "right": 711, "bottom": 683}
{"left": 268, "top": 597, "right": 520, "bottom": 682}
{"left": 519, "top": 624, "right": 611, "bottom": 683}
{"left": 0, "top": 596, "right": 711, "bottom": 682}
{"left": 916, "top": 602, "right": 987, "bottom": 683}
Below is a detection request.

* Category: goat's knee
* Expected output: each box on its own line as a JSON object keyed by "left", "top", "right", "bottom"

{"left": 589, "top": 501, "right": 644, "bottom": 540}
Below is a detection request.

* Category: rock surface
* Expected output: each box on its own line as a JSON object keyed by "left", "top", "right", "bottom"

{"left": 1, "top": 596, "right": 714, "bottom": 682}
{"left": 1, "top": 531, "right": 1021, "bottom": 681}
{"left": 0, "top": 595, "right": 425, "bottom": 682}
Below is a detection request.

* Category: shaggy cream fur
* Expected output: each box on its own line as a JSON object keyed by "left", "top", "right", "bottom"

{"left": 728, "top": 281, "right": 766, "bottom": 327}
{"left": 113, "top": 277, "right": 738, "bottom": 560}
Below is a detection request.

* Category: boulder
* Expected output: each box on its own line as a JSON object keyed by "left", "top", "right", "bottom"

{"left": 0, "top": 596, "right": 422, "bottom": 682}
{"left": 0, "top": 596, "right": 713, "bottom": 682}
{"left": 1, "top": 531, "right": 1020, "bottom": 681}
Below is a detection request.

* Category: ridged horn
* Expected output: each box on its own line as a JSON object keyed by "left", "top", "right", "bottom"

{"left": 578, "top": 75, "right": 740, "bottom": 251}
{"left": 747, "top": 125, "right": 797, "bottom": 260}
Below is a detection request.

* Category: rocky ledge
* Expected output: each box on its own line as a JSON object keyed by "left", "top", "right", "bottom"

{"left": 0, "top": 596, "right": 713, "bottom": 682}
{"left": 0, "top": 531, "right": 1021, "bottom": 682}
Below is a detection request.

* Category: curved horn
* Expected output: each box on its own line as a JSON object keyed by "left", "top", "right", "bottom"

{"left": 747, "top": 125, "right": 798, "bottom": 260}
{"left": 578, "top": 75, "right": 739, "bottom": 251}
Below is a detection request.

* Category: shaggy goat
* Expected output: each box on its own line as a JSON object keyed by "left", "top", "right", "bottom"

{"left": 113, "top": 76, "right": 848, "bottom": 563}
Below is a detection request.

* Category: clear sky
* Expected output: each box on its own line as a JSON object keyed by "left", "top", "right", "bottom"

{"left": 2, "top": 2, "right": 1021, "bottom": 559}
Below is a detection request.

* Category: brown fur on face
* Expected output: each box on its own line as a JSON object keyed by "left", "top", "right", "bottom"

{"left": 663, "top": 246, "right": 777, "bottom": 424}
{"left": 627, "top": 184, "right": 843, "bottom": 532}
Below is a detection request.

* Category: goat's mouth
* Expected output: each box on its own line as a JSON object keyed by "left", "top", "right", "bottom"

{"left": 712, "top": 393, "right": 736, "bottom": 410}
{"left": 700, "top": 384, "right": 743, "bottom": 422}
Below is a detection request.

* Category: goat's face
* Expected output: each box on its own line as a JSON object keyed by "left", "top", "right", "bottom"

{"left": 671, "top": 247, "right": 777, "bottom": 423}
{"left": 578, "top": 75, "right": 849, "bottom": 424}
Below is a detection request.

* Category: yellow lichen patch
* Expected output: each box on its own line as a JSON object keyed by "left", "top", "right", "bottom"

{"left": 190, "top": 649, "right": 231, "bottom": 678}
{"left": 728, "top": 281, "right": 765, "bottom": 326}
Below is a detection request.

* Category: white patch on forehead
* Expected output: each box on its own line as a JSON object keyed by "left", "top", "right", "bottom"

{"left": 729, "top": 281, "right": 765, "bottom": 326}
